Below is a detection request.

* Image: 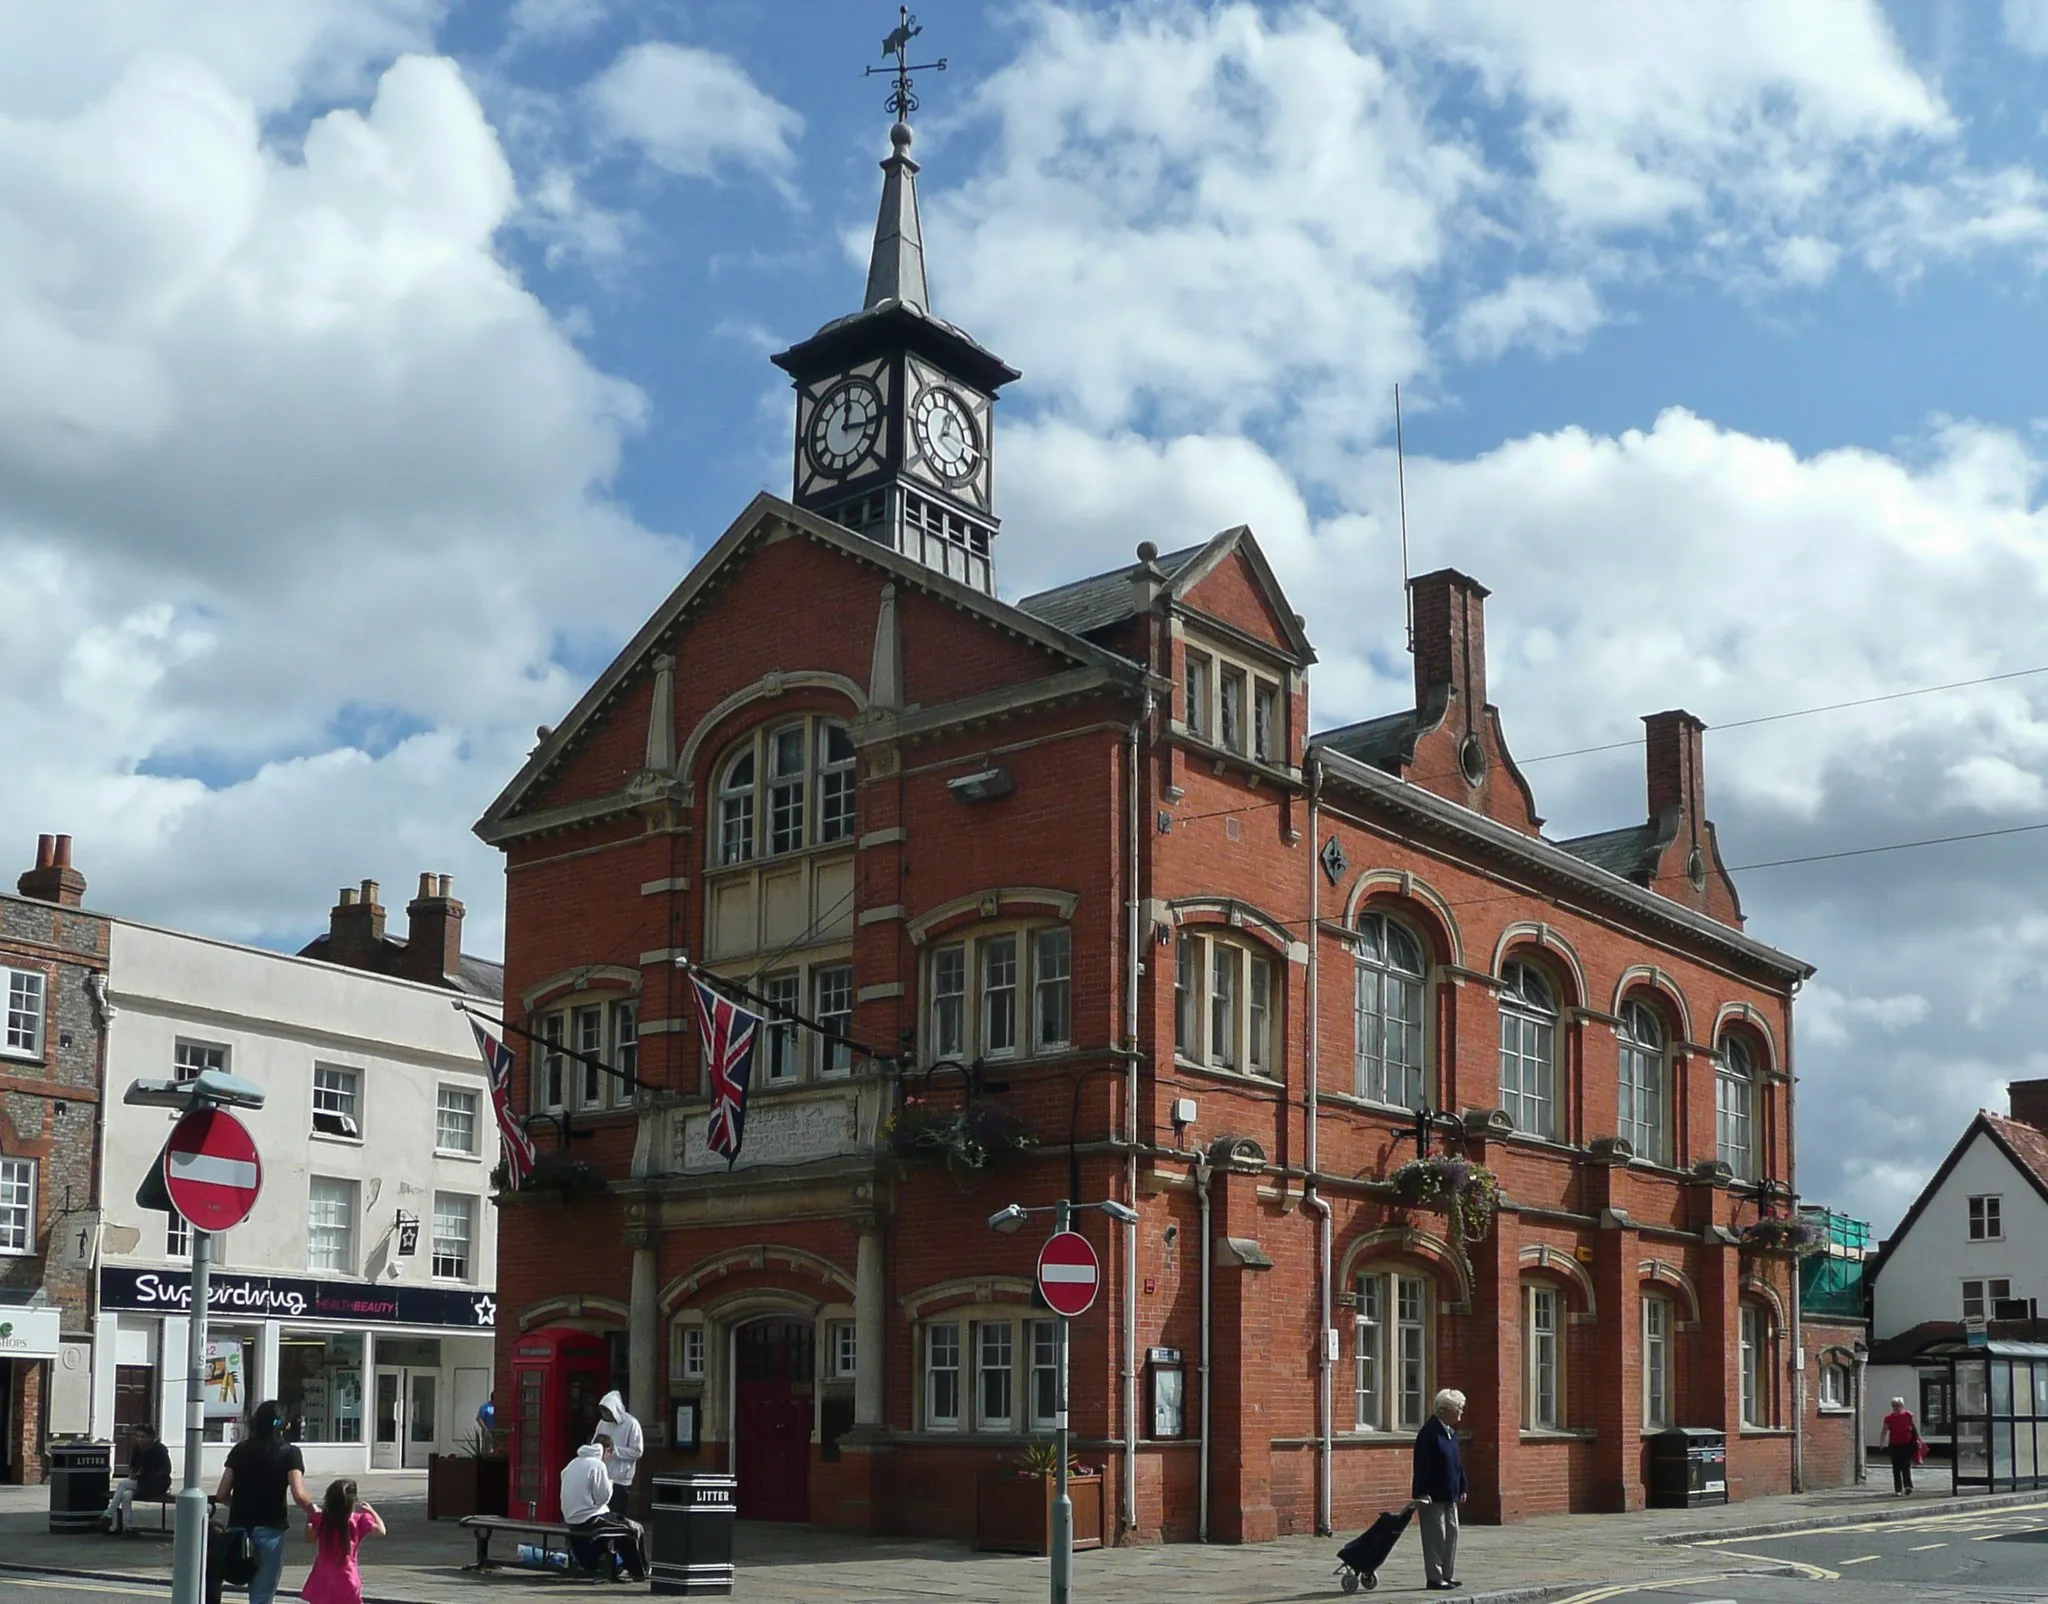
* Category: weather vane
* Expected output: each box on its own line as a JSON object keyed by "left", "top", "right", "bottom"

{"left": 865, "top": 6, "right": 947, "bottom": 121}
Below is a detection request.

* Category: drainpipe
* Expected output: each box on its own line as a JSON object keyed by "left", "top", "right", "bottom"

{"left": 1302, "top": 759, "right": 1333, "bottom": 1535}
{"left": 1122, "top": 694, "right": 1151, "bottom": 1539}
{"left": 1196, "top": 1152, "right": 1214, "bottom": 1542}
{"left": 1786, "top": 979, "right": 1804, "bottom": 1492}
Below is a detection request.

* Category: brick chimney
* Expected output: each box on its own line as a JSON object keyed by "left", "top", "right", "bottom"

{"left": 1410, "top": 567, "right": 1491, "bottom": 732}
{"left": 404, "top": 873, "right": 465, "bottom": 988}
{"left": 324, "top": 879, "right": 387, "bottom": 968}
{"left": 2010, "top": 1079, "right": 2048, "bottom": 1135}
{"left": 1645, "top": 710, "right": 1707, "bottom": 825}
{"left": 17, "top": 834, "right": 87, "bottom": 907}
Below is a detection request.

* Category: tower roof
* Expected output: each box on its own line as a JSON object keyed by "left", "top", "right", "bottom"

{"left": 863, "top": 121, "right": 928, "bottom": 314}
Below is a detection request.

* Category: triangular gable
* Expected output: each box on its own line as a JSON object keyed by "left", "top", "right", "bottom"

{"left": 1166, "top": 526, "right": 1316, "bottom": 663}
{"left": 476, "top": 493, "right": 1149, "bottom": 835}
{"left": 1868, "top": 1113, "right": 2048, "bottom": 1286}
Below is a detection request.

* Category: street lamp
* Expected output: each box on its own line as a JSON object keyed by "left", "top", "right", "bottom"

{"left": 989, "top": 1196, "right": 1135, "bottom": 1604}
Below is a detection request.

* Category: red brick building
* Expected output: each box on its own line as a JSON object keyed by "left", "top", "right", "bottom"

{"left": 476, "top": 112, "right": 1851, "bottom": 1540}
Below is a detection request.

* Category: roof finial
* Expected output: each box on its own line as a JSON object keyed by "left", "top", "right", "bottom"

{"left": 860, "top": 7, "right": 943, "bottom": 313}
{"left": 866, "top": 7, "right": 946, "bottom": 123}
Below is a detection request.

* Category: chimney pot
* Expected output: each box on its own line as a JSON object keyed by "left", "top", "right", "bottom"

{"left": 18, "top": 833, "right": 87, "bottom": 906}
{"left": 361, "top": 879, "right": 379, "bottom": 906}
{"left": 34, "top": 834, "right": 53, "bottom": 869}
{"left": 53, "top": 834, "right": 72, "bottom": 868}
{"left": 417, "top": 872, "right": 436, "bottom": 900}
{"left": 404, "top": 870, "right": 465, "bottom": 987}
{"left": 339, "top": 887, "right": 357, "bottom": 907}
{"left": 438, "top": 874, "right": 453, "bottom": 898}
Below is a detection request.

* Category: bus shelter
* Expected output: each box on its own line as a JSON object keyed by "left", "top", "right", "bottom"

{"left": 1950, "top": 1340, "right": 2048, "bottom": 1493}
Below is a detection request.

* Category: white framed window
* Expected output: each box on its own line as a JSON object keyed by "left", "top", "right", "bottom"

{"left": 1617, "top": 1000, "right": 1668, "bottom": 1164}
{"left": 312, "top": 1064, "right": 361, "bottom": 1140}
{"left": 307, "top": 1177, "right": 357, "bottom": 1273}
{"left": 1525, "top": 1285, "right": 1562, "bottom": 1430}
{"left": 1176, "top": 931, "right": 1279, "bottom": 1078}
{"left": 713, "top": 716, "right": 856, "bottom": 867}
{"left": 1182, "top": 642, "right": 1285, "bottom": 764}
{"left": 1498, "top": 960, "right": 1558, "bottom": 1139}
{"left": 679, "top": 1326, "right": 706, "bottom": 1381}
{"left": 1643, "top": 1295, "right": 1672, "bottom": 1430}
{"left": 436, "top": 1087, "right": 479, "bottom": 1155}
{"left": 977, "top": 1321, "right": 1014, "bottom": 1429}
{"left": 3, "top": 968, "right": 46, "bottom": 1059}
{"left": 814, "top": 965, "right": 853, "bottom": 1076}
{"left": 925, "top": 1323, "right": 961, "bottom": 1430}
{"left": 573, "top": 1004, "right": 605, "bottom": 1107}
{"left": 613, "top": 999, "right": 639, "bottom": 1083}
{"left": 537, "top": 1013, "right": 566, "bottom": 1111}
{"left": 763, "top": 972, "right": 802, "bottom": 1082}
{"left": 1218, "top": 664, "right": 1247, "bottom": 754}
{"left": 1969, "top": 1195, "right": 2003, "bottom": 1242}
{"left": 981, "top": 936, "right": 1019, "bottom": 1058}
{"left": 925, "top": 926, "right": 1073, "bottom": 1063}
{"left": 1253, "top": 678, "right": 1281, "bottom": 763}
{"left": 1739, "top": 1303, "right": 1769, "bottom": 1427}
{"left": 931, "top": 946, "right": 965, "bottom": 1059}
{"left": 0, "top": 1157, "right": 34, "bottom": 1253}
{"left": 1029, "top": 1320, "right": 1059, "bottom": 1429}
{"left": 1819, "top": 1360, "right": 1851, "bottom": 1410}
{"left": 1963, "top": 1277, "right": 2013, "bottom": 1320}
{"left": 431, "top": 1192, "right": 475, "bottom": 1280}
{"left": 1354, "top": 1269, "right": 1431, "bottom": 1431}
{"left": 1717, "top": 1035, "right": 1756, "bottom": 1180}
{"left": 830, "top": 1322, "right": 857, "bottom": 1380}
{"left": 174, "top": 1040, "right": 226, "bottom": 1082}
{"left": 1033, "top": 929, "right": 1071, "bottom": 1051}
{"left": 1354, "top": 913, "right": 1426, "bottom": 1109}
{"left": 166, "top": 1209, "right": 191, "bottom": 1260}
{"left": 1184, "top": 650, "right": 1212, "bottom": 741}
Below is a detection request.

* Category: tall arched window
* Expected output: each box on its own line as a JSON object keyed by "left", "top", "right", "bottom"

{"left": 1617, "top": 1000, "right": 1668, "bottom": 1164}
{"left": 713, "top": 716, "right": 856, "bottom": 867}
{"left": 1717, "top": 1035, "right": 1757, "bottom": 1179}
{"left": 1354, "top": 1264, "right": 1435, "bottom": 1432}
{"left": 1498, "top": 960, "right": 1558, "bottom": 1139}
{"left": 718, "top": 748, "right": 756, "bottom": 865}
{"left": 1355, "top": 913, "right": 1426, "bottom": 1109}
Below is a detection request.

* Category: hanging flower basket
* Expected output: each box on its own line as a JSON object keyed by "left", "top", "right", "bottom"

{"left": 1388, "top": 1155, "right": 1501, "bottom": 1247}
{"left": 1737, "top": 1216, "right": 1822, "bottom": 1255}
{"left": 515, "top": 1155, "right": 608, "bottom": 1203}
{"left": 885, "top": 1096, "right": 1035, "bottom": 1180}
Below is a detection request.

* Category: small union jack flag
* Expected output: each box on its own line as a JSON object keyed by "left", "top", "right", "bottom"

{"left": 470, "top": 1018, "right": 537, "bottom": 1191}
{"left": 689, "top": 977, "right": 761, "bottom": 1168}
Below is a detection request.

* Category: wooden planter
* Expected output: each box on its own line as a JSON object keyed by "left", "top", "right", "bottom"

{"left": 974, "top": 1471, "right": 1105, "bottom": 1554}
{"left": 426, "top": 1454, "right": 511, "bottom": 1521}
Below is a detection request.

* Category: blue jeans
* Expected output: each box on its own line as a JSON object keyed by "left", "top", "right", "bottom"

{"left": 247, "top": 1525, "right": 287, "bottom": 1604}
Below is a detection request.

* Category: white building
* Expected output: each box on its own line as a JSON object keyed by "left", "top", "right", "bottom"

{"left": 91, "top": 909, "right": 503, "bottom": 1478}
{"left": 1864, "top": 1081, "right": 2048, "bottom": 1450}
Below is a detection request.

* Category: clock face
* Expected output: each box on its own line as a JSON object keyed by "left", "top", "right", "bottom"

{"left": 806, "top": 378, "right": 883, "bottom": 475}
{"left": 912, "top": 386, "right": 981, "bottom": 483}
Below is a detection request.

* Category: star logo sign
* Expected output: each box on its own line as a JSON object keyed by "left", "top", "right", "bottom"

{"left": 472, "top": 1296, "right": 497, "bottom": 1327}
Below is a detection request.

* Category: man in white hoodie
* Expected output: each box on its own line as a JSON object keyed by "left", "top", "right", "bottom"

{"left": 560, "top": 1442, "right": 646, "bottom": 1581}
{"left": 594, "top": 1390, "right": 644, "bottom": 1516}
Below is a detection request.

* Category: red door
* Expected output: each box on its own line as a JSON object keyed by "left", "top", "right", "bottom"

{"left": 735, "top": 1320, "right": 813, "bottom": 1521}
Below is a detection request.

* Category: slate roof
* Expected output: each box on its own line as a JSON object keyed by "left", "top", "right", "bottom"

{"left": 1312, "top": 711, "right": 1422, "bottom": 772}
{"left": 296, "top": 933, "right": 505, "bottom": 1001}
{"left": 1016, "top": 544, "right": 1206, "bottom": 638}
{"left": 1557, "top": 824, "right": 1660, "bottom": 880}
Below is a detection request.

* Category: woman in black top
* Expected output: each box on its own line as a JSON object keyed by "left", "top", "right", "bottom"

{"left": 216, "top": 1401, "right": 315, "bottom": 1604}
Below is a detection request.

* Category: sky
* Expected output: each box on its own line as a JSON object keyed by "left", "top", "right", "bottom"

{"left": 6, "top": 0, "right": 2048, "bottom": 1235}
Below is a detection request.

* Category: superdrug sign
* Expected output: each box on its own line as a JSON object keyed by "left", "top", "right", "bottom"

{"left": 100, "top": 1267, "right": 497, "bottom": 1331}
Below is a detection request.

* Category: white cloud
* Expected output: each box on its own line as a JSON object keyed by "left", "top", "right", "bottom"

{"left": 1449, "top": 275, "right": 1603, "bottom": 360}
{"left": 507, "top": 0, "right": 611, "bottom": 45}
{"left": 587, "top": 42, "right": 801, "bottom": 185}
{"left": 2005, "top": 0, "right": 2048, "bottom": 55}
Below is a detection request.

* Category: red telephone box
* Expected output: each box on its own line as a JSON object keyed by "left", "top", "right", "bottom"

{"left": 509, "top": 1327, "right": 610, "bottom": 1521}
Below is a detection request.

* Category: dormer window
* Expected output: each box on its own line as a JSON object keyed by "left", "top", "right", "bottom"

{"left": 714, "top": 716, "right": 857, "bottom": 868}
{"left": 1180, "top": 644, "right": 1284, "bottom": 765}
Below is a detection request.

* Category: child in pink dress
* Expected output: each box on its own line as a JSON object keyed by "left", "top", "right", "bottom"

{"left": 301, "top": 1478, "right": 385, "bottom": 1604}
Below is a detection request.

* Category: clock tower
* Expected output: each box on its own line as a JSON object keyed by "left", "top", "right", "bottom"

{"left": 771, "top": 69, "right": 1019, "bottom": 595}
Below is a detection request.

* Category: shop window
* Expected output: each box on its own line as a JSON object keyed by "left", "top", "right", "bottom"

{"left": 926, "top": 924, "right": 1074, "bottom": 1063}
{"left": 312, "top": 1064, "right": 361, "bottom": 1140}
{"left": 0, "top": 1157, "right": 34, "bottom": 1253}
{"left": 2, "top": 967, "right": 44, "bottom": 1059}
{"left": 1969, "top": 1195, "right": 2003, "bottom": 1242}
{"left": 713, "top": 716, "right": 857, "bottom": 867}
{"left": 1176, "top": 931, "right": 1278, "bottom": 1078}
{"left": 278, "top": 1332, "right": 364, "bottom": 1444}
{"left": 201, "top": 1330, "right": 259, "bottom": 1442}
{"left": 1617, "top": 1000, "right": 1669, "bottom": 1164}
{"left": 1497, "top": 960, "right": 1558, "bottom": 1139}
{"left": 1355, "top": 913, "right": 1426, "bottom": 1109}
{"left": 1642, "top": 1295, "right": 1673, "bottom": 1430}
{"left": 174, "top": 1040, "right": 226, "bottom": 1082}
{"left": 431, "top": 1193, "right": 475, "bottom": 1281}
{"left": 1524, "top": 1284, "right": 1562, "bottom": 1430}
{"left": 1717, "top": 1036, "right": 1757, "bottom": 1179}
{"left": 1354, "top": 1269, "right": 1431, "bottom": 1432}
{"left": 307, "top": 1176, "right": 357, "bottom": 1273}
{"left": 436, "top": 1087, "right": 479, "bottom": 1156}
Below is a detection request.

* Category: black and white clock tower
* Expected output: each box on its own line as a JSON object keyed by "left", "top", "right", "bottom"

{"left": 772, "top": 83, "right": 1019, "bottom": 595}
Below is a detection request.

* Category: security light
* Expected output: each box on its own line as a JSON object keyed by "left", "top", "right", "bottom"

{"left": 988, "top": 1204, "right": 1028, "bottom": 1234}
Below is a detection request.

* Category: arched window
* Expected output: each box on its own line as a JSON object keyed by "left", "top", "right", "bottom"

{"left": 1617, "top": 1000, "right": 1668, "bottom": 1164}
{"left": 1522, "top": 1279, "right": 1566, "bottom": 1430}
{"left": 1641, "top": 1293, "right": 1674, "bottom": 1429}
{"left": 713, "top": 716, "right": 856, "bottom": 867}
{"left": 1498, "top": 960, "right": 1558, "bottom": 1139}
{"left": 1354, "top": 1265, "right": 1434, "bottom": 1432}
{"left": 1355, "top": 913, "right": 1426, "bottom": 1109}
{"left": 1717, "top": 1035, "right": 1757, "bottom": 1180}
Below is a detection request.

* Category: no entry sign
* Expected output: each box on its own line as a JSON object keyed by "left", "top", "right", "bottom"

{"left": 1036, "top": 1230, "right": 1100, "bottom": 1318}
{"left": 163, "top": 1109, "right": 263, "bottom": 1234}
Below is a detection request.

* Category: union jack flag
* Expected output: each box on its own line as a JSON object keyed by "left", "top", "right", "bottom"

{"left": 689, "top": 977, "right": 761, "bottom": 1168}
{"left": 470, "top": 1019, "right": 537, "bottom": 1192}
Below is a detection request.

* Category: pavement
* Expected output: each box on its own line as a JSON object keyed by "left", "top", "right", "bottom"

{"left": 0, "top": 1466, "right": 2043, "bottom": 1604}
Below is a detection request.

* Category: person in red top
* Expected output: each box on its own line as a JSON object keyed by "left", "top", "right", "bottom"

{"left": 1880, "top": 1396, "right": 1921, "bottom": 1495}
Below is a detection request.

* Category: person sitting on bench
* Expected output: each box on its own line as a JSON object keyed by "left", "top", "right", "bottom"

{"left": 560, "top": 1442, "right": 645, "bottom": 1581}
{"left": 102, "top": 1425, "right": 173, "bottom": 1534}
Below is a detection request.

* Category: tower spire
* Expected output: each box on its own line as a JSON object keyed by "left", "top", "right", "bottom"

{"left": 861, "top": 8, "right": 946, "bottom": 313}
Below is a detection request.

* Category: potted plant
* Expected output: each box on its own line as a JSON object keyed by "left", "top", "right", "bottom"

{"left": 1388, "top": 1154, "right": 1501, "bottom": 1252}
{"left": 975, "top": 1440, "right": 1106, "bottom": 1554}
{"left": 885, "top": 1096, "right": 1035, "bottom": 1180}
{"left": 516, "top": 1154, "right": 609, "bottom": 1203}
{"left": 1737, "top": 1215, "right": 1822, "bottom": 1255}
{"left": 427, "top": 1426, "right": 511, "bottom": 1521}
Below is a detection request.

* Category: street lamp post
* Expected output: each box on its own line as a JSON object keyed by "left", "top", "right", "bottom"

{"left": 989, "top": 1195, "right": 1138, "bottom": 1604}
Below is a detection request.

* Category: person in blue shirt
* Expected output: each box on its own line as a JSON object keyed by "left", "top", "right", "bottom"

{"left": 1411, "top": 1387, "right": 1468, "bottom": 1591}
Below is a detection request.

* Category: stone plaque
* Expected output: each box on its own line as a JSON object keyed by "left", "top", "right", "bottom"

{"left": 678, "top": 1093, "right": 860, "bottom": 1172}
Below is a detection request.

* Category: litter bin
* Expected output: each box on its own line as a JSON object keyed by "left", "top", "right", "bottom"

{"left": 649, "top": 1472, "right": 737, "bottom": 1595}
{"left": 1647, "top": 1426, "right": 1728, "bottom": 1508}
{"left": 49, "top": 1440, "right": 113, "bottom": 1533}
